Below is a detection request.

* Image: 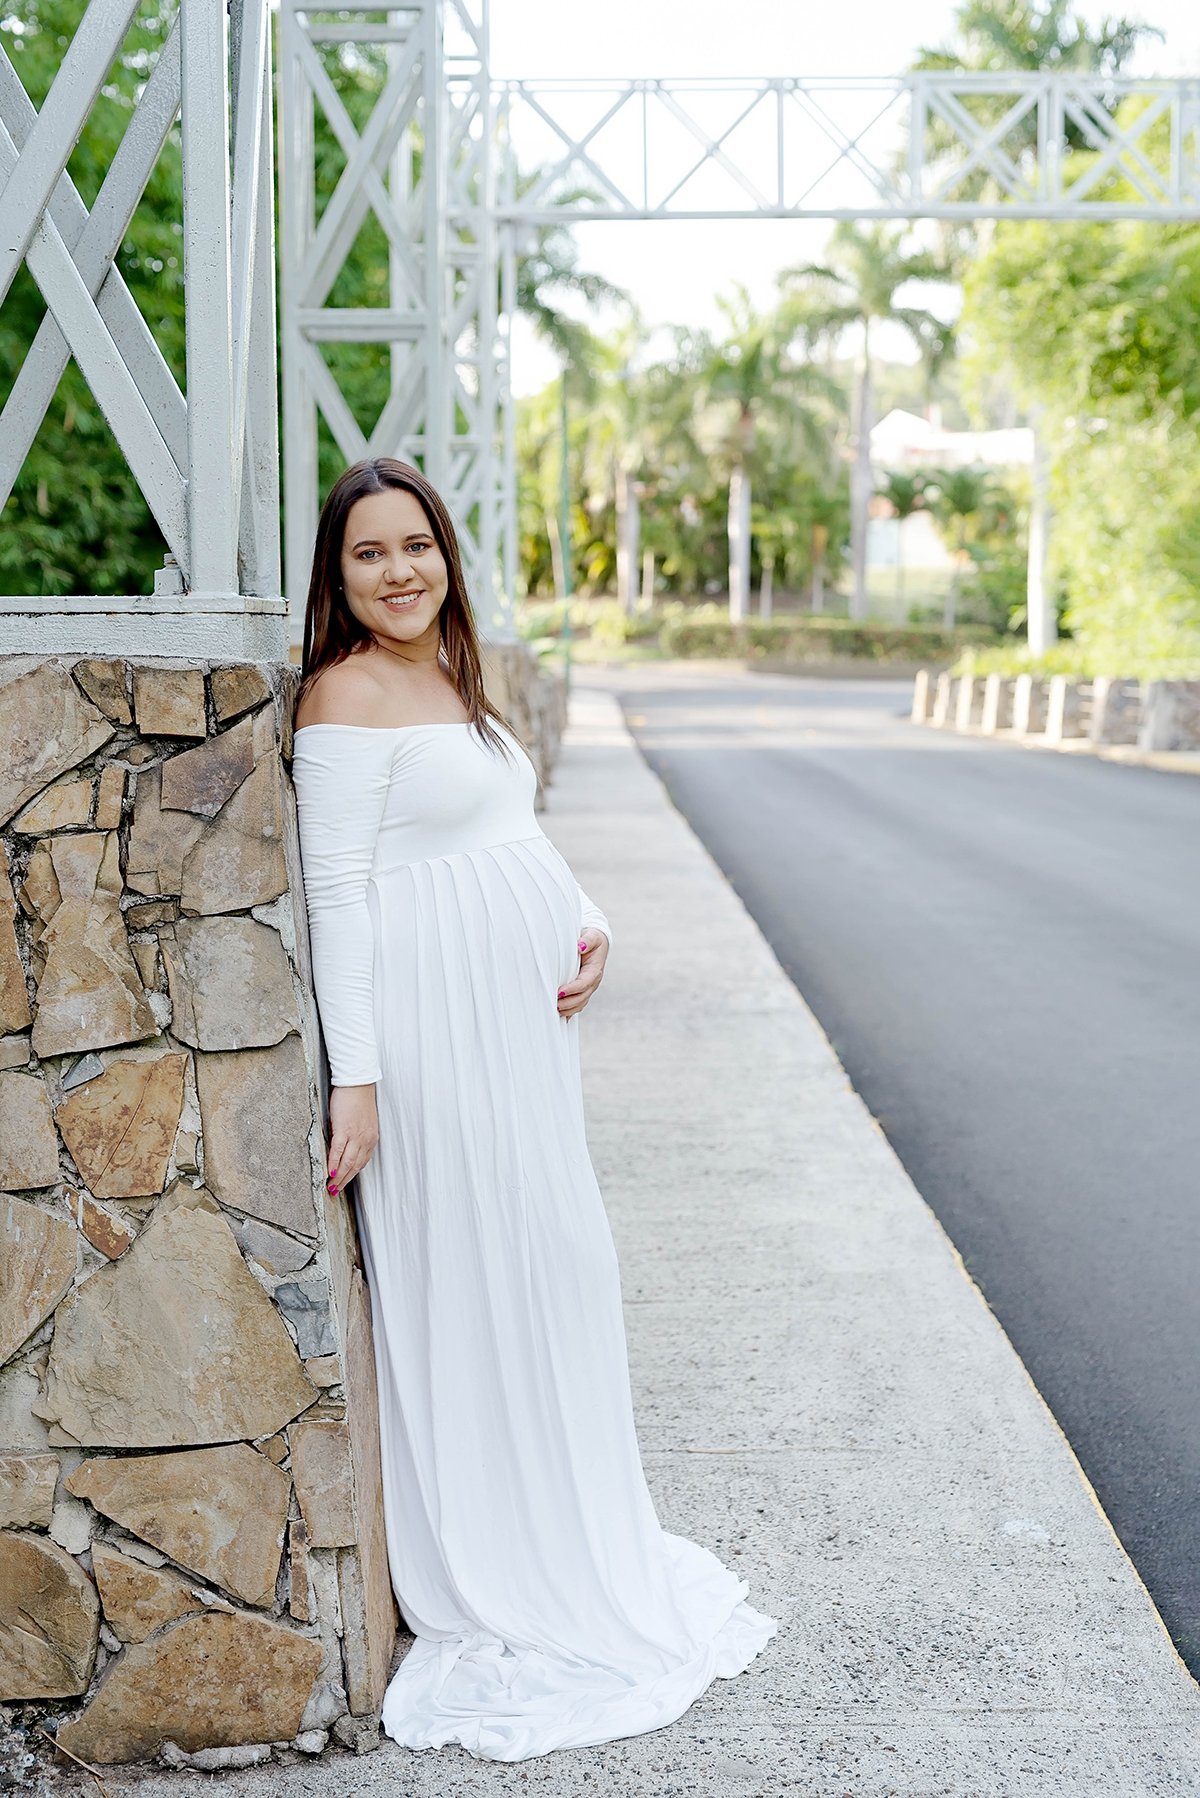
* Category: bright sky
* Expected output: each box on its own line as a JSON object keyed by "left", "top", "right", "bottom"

{"left": 491, "top": 0, "right": 1200, "bottom": 391}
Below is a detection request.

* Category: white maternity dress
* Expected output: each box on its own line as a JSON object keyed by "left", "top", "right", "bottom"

{"left": 291, "top": 714, "right": 777, "bottom": 1761}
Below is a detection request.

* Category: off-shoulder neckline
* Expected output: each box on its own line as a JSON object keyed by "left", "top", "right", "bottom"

{"left": 293, "top": 720, "right": 476, "bottom": 738}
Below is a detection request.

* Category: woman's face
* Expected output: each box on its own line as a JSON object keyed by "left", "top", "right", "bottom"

{"left": 339, "top": 487, "right": 450, "bottom": 650}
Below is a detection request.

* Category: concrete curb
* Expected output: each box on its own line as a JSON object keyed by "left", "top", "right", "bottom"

{"left": 103, "top": 685, "right": 1200, "bottom": 1797}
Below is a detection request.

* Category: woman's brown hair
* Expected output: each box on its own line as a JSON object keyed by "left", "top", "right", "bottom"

{"left": 296, "top": 457, "right": 517, "bottom": 760}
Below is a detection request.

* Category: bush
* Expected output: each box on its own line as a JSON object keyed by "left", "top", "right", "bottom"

{"left": 951, "top": 640, "right": 1200, "bottom": 680}
{"left": 514, "top": 600, "right": 571, "bottom": 640}
{"left": 957, "top": 552, "right": 1031, "bottom": 635}
{"left": 657, "top": 608, "right": 980, "bottom": 662}
{"left": 514, "top": 597, "right": 668, "bottom": 646}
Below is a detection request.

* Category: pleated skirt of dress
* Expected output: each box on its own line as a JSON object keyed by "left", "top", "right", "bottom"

{"left": 351, "top": 829, "right": 777, "bottom": 1760}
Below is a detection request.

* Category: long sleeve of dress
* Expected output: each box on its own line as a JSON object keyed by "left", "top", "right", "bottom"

{"left": 575, "top": 879, "right": 612, "bottom": 950}
{"left": 291, "top": 730, "right": 394, "bottom": 1088}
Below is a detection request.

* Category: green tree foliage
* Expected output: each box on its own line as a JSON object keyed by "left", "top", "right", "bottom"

{"left": 915, "top": 0, "right": 1158, "bottom": 85}
{"left": 921, "top": 465, "right": 1021, "bottom": 629}
{"left": 909, "top": 0, "right": 1161, "bottom": 279}
{"left": 962, "top": 216, "right": 1200, "bottom": 671}
{"left": 0, "top": 1, "right": 183, "bottom": 595}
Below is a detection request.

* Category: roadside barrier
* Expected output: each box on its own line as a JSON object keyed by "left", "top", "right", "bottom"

{"left": 909, "top": 672, "right": 1200, "bottom": 754}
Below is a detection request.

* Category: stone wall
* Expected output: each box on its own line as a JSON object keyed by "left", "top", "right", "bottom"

{"left": 475, "top": 642, "right": 569, "bottom": 797}
{"left": 0, "top": 652, "right": 401, "bottom": 1771}
{"left": 0, "top": 643, "right": 566, "bottom": 1772}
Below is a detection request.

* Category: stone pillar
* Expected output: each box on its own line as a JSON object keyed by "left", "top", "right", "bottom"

{"left": 980, "top": 674, "right": 1016, "bottom": 735}
{"left": 954, "top": 675, "right": 985, "bottom": 730}
{"left": 1044, "top": 676, "right": 1090, "bottom": 744}
{"left": 0, "top": 655, "right": 399, "bottom": 1768}
{"left": 1012, "top": 674, "right": 1050, "bottom": 736}
{"left": 910, "top": 668, "right": 933, "bottom": 723}
{"left": 1088, "top": 677, "right": 1142, "bottom": 746}
{"left": 480, "top": 642, "right": 566, "bottom": 799}
{"left": 930, "top": 672, "right": 955, "bottom": 726}
{"left": 1137, "top": 680, "right": 1200, "bottom": 751}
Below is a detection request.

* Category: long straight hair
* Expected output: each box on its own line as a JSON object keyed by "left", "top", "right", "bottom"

{"left": 297, "top": 457, "right": 517, "bottom": 760}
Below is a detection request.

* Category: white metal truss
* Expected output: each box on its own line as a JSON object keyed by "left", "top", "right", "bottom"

{"left": 5, "top": 4, "right": 1200, "bottom": 658}
{"left": 278, "top": 0, "right": 506, "bottom": 643}
{"left": 497, "top": 73, "right": 1200, "bottom": 222}
{"left": 282, "top": 55, "right": 1200, "bottom": 648}
{"left": 0, "top": 0, "right": 284, "bottom": 658}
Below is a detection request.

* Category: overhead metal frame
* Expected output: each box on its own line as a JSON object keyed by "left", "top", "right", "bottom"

{"left": 279, "top": 50, "right": 1200, "bottom": 647}
{"left": 3, "top": 5, "right": 1199, "bottom": 657}
{"left": 495, "top": 72, "right": 1200, "bottom": 223}
{"left": 0, "top": 0, "right": 284, "bottom": 657}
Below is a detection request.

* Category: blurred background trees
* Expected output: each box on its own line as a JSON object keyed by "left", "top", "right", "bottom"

{"left": 2, "top": 0, "right": 1197, "bottom": 675}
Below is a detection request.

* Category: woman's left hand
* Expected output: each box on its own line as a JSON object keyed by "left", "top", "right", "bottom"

{"left": 557, "top": 929, "right": 609, "bottom": 1017}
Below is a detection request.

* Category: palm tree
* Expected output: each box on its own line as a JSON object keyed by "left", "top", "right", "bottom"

{"left": 785, "top": 225, "right": 951, "bottom": 621}
{"left": 702, "top": 290, "right": 837, "bottom": 624}
{"left": 584, "top": 323, "right": 654, "bottom": 615}
{"left": 513, "top": 199, "right": 628, "bottom": 369}
{"left": 510, "top": 179, "right": 631, "bottom": 599}
{"left": 914, "top": 0, "right": 1160, "bottom": 116}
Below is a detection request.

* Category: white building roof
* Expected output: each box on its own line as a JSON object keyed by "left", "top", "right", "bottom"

{"left": 870, "top": 407, "right": 1034, "bottom": 471}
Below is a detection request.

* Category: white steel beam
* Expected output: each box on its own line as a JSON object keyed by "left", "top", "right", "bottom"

{"left": 0, "top": 0, "right": 286, "bottom": 657}
{"left": 236, "top": 0, "right": 283, "bottom": 600}
{"left": 180, "top": 0, "right": 238, "bottom": 594}
{"left": 0, "top": 24, "right": 187, "bottom": 503}
{"left": 278, "top": 0, "right": 510, "bottom": 647}
{"left": 0, "top": 110, "right": 189, "bottom": 559}
{"left": 0, "top": 0, "right": 142, "bottom": 307}
{"left": 496, "top": 74, "right": 1200, "bottom": 222}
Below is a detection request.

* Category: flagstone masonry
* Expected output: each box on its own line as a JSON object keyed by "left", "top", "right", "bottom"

{"left": 0, "top": 646, "right": 565, "bottom": 1767}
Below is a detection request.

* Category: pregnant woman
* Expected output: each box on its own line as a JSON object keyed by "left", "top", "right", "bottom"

{"left": 290, "top": 456, "right": 776, "bottom": 1761}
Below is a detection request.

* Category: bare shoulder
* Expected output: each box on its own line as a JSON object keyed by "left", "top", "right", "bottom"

{"left": 295, "top": 656, "right": 390, "bottom": 731}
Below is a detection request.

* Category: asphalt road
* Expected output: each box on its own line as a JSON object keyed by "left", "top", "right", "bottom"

{"left": 584, "top": 661, "right": 1200, "bottom": 1674}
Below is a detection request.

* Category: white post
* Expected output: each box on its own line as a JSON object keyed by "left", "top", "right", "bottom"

{"left": 499, "top": 214, "right": 520, "bottom": 628}
{"left": 421, "top": 0, "right": 448, "bottom": 490}
{"left": 1027, "top": 405, "right": 1056, "bottom": 657}
{"left": 850, "top": 336, "right": 873, "bottom": 622}
{"left": 180, "top": 0, "right": 238, "bottom": 595}
{"left": 759, "top": 554, "right": 774, "bottom": 621}
{"left": 728, "top": 466, "right": 750, "bottom": 624}
{"left": 472, "top": 39, "right": 506, "bottom": 641}
{"left": 278, "top": 0, "right": 317, "bottom": 644}
{"left": 232, "top": 0, "right": 279, "bottom": 597}
{"left": 616, "top": 464, "right": 640, "bottom": 616}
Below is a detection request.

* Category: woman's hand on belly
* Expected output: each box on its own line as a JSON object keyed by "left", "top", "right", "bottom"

{"left": 326, "top": 1084, "right": 380, "bottom": 1196}
{"left": 556, "top": 928, "right": 609, "bottom": 1018}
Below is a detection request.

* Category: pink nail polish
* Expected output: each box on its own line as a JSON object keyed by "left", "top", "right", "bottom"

{"left": 557, "top": 990, "right": 565, "bottom": 999}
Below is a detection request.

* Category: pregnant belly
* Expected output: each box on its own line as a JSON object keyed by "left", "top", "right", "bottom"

{"left": 368, "top": 835, "right": 583, "bottom": 1072}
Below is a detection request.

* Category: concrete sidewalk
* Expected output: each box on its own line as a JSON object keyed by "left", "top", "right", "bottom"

{"left": 104, "top": 686, "right": 1200, "bottom": 1796}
